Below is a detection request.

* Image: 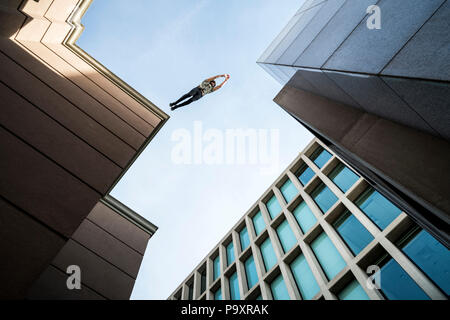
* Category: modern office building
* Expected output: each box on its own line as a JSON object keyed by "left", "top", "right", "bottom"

{"left": 257, "top": 0, "right": 450, "bottom": 247}
{"left": 0, "top": 0, "right": 168, "bottom": 299}
{"left": 169, "top": 138, "right": 449, "bottom": 300}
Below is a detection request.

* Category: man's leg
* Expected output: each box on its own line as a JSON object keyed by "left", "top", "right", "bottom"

{"left": 171, "top": 92, "right": 192, "bottom": 106}
{"left": 171, "top": 97, "right": 195, "bottom": 110}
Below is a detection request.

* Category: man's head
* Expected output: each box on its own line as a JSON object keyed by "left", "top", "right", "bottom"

{"left": 210, "top": 80, "right": 216, "bottom": 87}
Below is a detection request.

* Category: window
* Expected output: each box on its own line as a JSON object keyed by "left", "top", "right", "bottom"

{"left": 296, "top": 164, "right": 315, "bottom": 186}
{"left": 226, "top": 242, "right": 235, "bottom": 266}
{"left": 252, "top": 211, "right": 265, "bottom": 236}
{"left": 229, "top": 272, "right": 240, "bottom": 300}
{"left": 239, "top": 227, "right": 250, "bottom": 251}
{"left": 260, "top": 238, "right": 277, "bottom": 272}
{"left": 310, "top": 146, "right": 332, "bottom": 169}
{"left": 333, "top": 210, "right": 374, "bottom": 256}
{"left": 255, "top": 295, "right": 262, "bottom": 300}
{"left": 280, "top": 179, "right": 298, "bottom": 203}
{"left": 214, "top": 287, "right": 222, "bottom": 300}
{"left": 399, "top": 228, "right": 450, "bottom": 295}
{"left": 328, "top": 163, "right": 359, "bottom": 193}
{"left": 275, "top": 220, "right": 297, "bottom": 253}
{"left": 266, "top": 195, "right": 282, "bottom": 219}
{"left": 187, "top": 283, "right": 193, "bottom": 300}
{"left": 270, "top": 274, "right": 290, "bottom": 300}
{"left": 338, "top": 280, "right": 369, "bottom": 300}
{"left": 378, "top": 255, "right": 429, "bottom": 300}
{"left": 293, "top": 201, "right": 317, "bottom": 234}
{"left": 355, "top": 188, "right": 401, "bottom": 230}
{"left": 200, "top": 269, "right": 206, "bottom": 294}
{"left": 311, "top": 182, "right": 338, "bottom": 213}
{"left": 244, "top": 255, "right": 259, "bottom": 289}
{"left": 290, "top": 254, "right": 320, "bottom": 300}
{"left": 311, "top": 232, "right": 346, "bottom": 280}
{"left": 213, "top": 255, "right": 221, "bottom": 281}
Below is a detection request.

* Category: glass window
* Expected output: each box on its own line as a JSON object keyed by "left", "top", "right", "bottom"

{"left": 260, "top": 238, "right": 277, "bottom": 272}
{"left": 311, "top": 183, "right": 338, "bottom": 213}
{"left": 280, "top": 179, "right": 298, "bottom": 203}
{"left": 400, "top": 228, "right": 450, "bottom": 295}
{"left": 266, "top": 195, "right": 282, "bottom": 219}
{"left": 379, "top": 256, "right": 429, "bottom": 300}
{"left": 213, "top": 255, "right": 221, "bottom": 281}
{"left": 333, "top": 210, "right": 374, "bottom": 256}
{"left": 226, "top": 242, "right": 235, "bottom": 266}
{"left": 252, "top": 211, "right": 265, "bottom": 236}
{"left": 239, "top": 227, "right": 250, "bottom": 251}
{"left": 293, "top": 201, "right": 317, "bottom": 234}
{"left": 214, "top": 287, "right": 222, "bottom": 300}
{"left": 290, "top": 254, "right": 320, "bottom": 300}
{"left": 338, "top": 280, "right": 369, "bottom": 300}
{"left": 329, "top": 163, "right": 359, "bottom": 193}
{"left": 356, "top": 188, "right": 401, "bottom": 230}
{"left": 296, "top": 164, "right": 315, "bottom": 186}
{"left": 244, "top": 255, "right": 259, "bottom": 289}
{"left": 311, "top": 232, "right": 346, "bottom": 280}
{"left": 270, "top": 274, "right": 290, "bottom": 300}
{"left": 187, "top": 283, "right": 193, "bottom": 300}
{"left": 255, "top": 295, "right": 262, "bottom": 300}
{"left": 275, "top": 220, "right": 297, "bottom": 253}
{"left": 310, "top": 147, "right": 332, "bottom": 169}
{"left": 229, "top": 272, "right": 240, "bottom": 300}
{"left": 200, "top": 269, "right": 206, "bottom": 294}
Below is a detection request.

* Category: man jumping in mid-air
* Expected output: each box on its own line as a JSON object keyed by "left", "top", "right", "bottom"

{"left": 170, "top": 74, "right": 230, "bottom": 111}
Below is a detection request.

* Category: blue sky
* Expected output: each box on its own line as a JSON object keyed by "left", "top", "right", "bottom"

{"left": 78, "top": 0, "right": 311, "bottom": 299}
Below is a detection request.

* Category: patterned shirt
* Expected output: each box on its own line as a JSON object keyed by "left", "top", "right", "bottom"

{"left": 199, "top": 80, "right": 215, "bottom": 96}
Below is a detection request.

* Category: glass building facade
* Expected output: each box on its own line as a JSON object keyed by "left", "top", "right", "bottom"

{"left": 170, "top": 139, "right": 448, "bottom": 300}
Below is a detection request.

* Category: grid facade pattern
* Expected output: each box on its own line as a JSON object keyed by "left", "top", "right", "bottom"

{"left": 169, "top": 138, "right": 448, "bottom": 300}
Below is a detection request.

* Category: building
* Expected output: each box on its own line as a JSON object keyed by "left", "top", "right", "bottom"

{"left": 0, "top": 0, "right": 168, "bottom": 299}
{"left": 169, "top": 138, "right": 449, "bottom": 300}
{"left": 257, "top": 0, "right": 450, "bottom": 247}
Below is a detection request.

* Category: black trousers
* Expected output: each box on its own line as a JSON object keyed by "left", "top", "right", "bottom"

{"left": 172, "top": 87, "right": 203, "bottom": 109}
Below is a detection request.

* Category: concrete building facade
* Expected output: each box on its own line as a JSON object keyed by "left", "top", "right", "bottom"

{"left": 169, "top": 138, "right": 449, "bottom": 300}
{"left": 257, "top": 0, "right": 450, "bottom": 247}
{"left": 0, "top": 0, "right": 168, "bottom": 299}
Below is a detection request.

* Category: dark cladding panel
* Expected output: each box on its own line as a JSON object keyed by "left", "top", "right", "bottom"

{"left": 382, "top": 1, "right": 450, "bottom": 82}
{"left": 324, "top": 0, "right": 445, "bottom": 74}
{"left": 0, "top": 198, "right": 65, "bottom": 299}
{"left": 0, "top": 127, "right": 100, "bottom": 237}
{"left": 295, "top": 0, "right": 376, "bottom": 68}
{"left": 52, "top": 240, "right": 135, "bottom": 300}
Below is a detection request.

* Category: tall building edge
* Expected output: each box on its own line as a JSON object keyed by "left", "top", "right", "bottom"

{"left": 0, "top": 0, "right": 168, "bottom": 299}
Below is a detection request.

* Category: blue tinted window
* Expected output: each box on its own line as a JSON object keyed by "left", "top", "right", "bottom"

{"left": 293, "top": 201, "right": 317, "bottom": 233}
{"left": 338, "top": 280, "right": 369, "bottom": 300}
{"left": 290, "top": 254, "right": 320, "bottom": 300}
{"left": 187, "top": 284, "right": 193, "bottom": 300}
{"left": 240, "top": 227, "right": 250, "bottom": 251}
{"left": 229, "top": 272, "right": 240, "bottom": 300}
{"left": 214, "top": 287, "right": 222, "bottom": 300}
{"left": 226, "top": 242, "right": 235, "bottom": 266}
{"left": 329, "top": 163, "right": 359, "bottom": 193}
{"left": 244, "top": 255, "right": 259, "bottom": 289}
{"left": 260, "top": 238, "right": 277, "bottom": 272}
{"left": 297, "top": 164, "right": 315, "bottom": 186}
{"left": 402, "top": 229, "right": 450, "bottom": 295}
{"left": 356, "top": 188, "right": 401, "bottom": 230}
{"left": 252, "top": 211, "right": 265, "bottom": 236}
{"left": 266, "top": 195, "right": 282, "bottom": 219}
{"left": 311, "top": 232, "right": 346, "bottom": 280}
{"left": 380, "top": 258, "right": 429, "bottom": 300}
{"left": 311, "top": 183, "right": 338, "bottom": 213}
{"left": 280, "top": 179, "right": 298, "bottom": 203}
{"left": 310, "top": 147, "right": 332, "bottom": 168}
{"left": 255, "top": 295, "right": 262, "bottom": 300}
{"left": 333, "top": 211, "right": 374, "bottom": 256}
{"left": 270, "top": 274, "right": 290, "bottom": 300}
{"left": 275, "top": 220, "right": 297, "bottom": 253}
{"left": 213, "top": 255, "right": 220, "bottom": 281}
{"left": 200, "top": 269, "right": 206, "bottom": 294}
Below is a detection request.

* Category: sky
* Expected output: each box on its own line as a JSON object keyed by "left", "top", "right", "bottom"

{"left": 77, "top": 0, "right": 311, "bottom": 300}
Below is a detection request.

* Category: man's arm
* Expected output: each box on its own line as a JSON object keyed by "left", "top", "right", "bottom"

{"left": 206, "top": 74, "right": 225, "bottom": 82}
{"left": 213, "top": 74, "right": 230, "bottom": 91}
